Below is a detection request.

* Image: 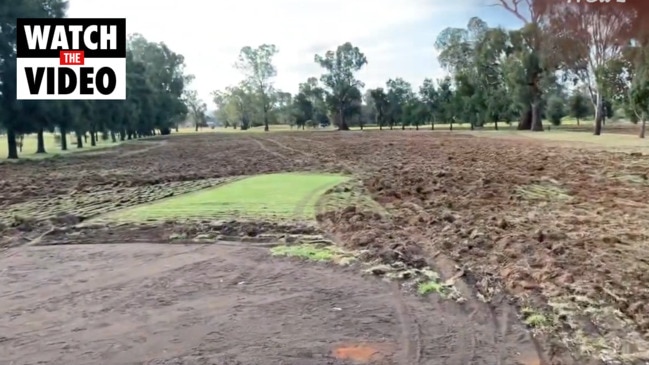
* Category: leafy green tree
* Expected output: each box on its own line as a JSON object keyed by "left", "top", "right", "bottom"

{"left": 419, "top": 79, "right": 439, "bottom": 129}
{"left": 385, "top": 78, "right": 414, "bottom": 130}
{"left": 567, "top": 92, "right": 590, "bottom": 125}
{"left": 369, "top": 88, "right": 389, "bottom": 130}
{"left": 298, "top": 78, "right": 328, "bottom": 127}
{"left": 546, "top": 96, "right": 566, "bottom": 126}
{"left": 235, "top": 44, "right": 278, "bottom": 131}
{"left": 292, "top": 93, "right": 314, "bottom": 129}
{"left": 183, "top": 90, "right": 207, "bottom": 131}
{"left": 274, "top": 91, "right": 293, "bottom": 126}
{"left": 436, "top": 77, "right": 455, "bottom": 129}
{"left": 315, "top": 42, "right": 367, "bottom": 130}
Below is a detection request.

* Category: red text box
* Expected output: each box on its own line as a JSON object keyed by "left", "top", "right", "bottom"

{"left": 59, "top": 50, "right": 84, "bottom": 65}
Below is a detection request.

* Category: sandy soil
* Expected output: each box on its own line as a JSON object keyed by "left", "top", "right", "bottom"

{"left": 2, "top": 130, "right": 648, "bottom": 363}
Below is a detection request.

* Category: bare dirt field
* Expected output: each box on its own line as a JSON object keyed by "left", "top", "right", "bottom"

{"left": 1, "top": 131, "right": 649, "bottom": 364}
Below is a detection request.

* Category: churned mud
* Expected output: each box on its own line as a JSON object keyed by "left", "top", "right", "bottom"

{"left": 2, "top": 130, "right": 648, "bottom": 363}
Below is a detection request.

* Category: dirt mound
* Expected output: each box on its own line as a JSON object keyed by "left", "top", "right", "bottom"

{"left": 35, "top": 220, "right": 322, "bottom": 246}
{"left": 317, "top": 206, "right": 428, "bottom": 269}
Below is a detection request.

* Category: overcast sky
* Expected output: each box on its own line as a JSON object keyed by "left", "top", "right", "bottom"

{"left": 67, "top": 0, "right": 520, "bottom": 107}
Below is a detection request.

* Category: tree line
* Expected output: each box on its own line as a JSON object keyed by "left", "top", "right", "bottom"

{"left": 3, "top": 0, "right": 649, "bottom": 159}
{"left": 210, "top": 1, "right": 649, "bottom": 136}
{"left": 0, "top": 0, "right": 192, "bottom": 159}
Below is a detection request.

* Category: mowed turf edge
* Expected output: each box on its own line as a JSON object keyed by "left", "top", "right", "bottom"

{"left": 98, "top": 172, "right": 351, "bottom": 223}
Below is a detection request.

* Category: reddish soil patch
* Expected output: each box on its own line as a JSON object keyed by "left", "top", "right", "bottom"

{"left": 332, "top": 343, "right": 394, "bottom": 363}
{"left": 2, "top": 131, "right": 647, "bottom": 363}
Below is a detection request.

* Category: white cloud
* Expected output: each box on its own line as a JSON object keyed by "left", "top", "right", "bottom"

{"left": 67, "top": 0, "right": 473, "bottom": 105}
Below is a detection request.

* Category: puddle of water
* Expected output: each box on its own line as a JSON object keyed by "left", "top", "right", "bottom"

{"left": 332, "top": 343, "right": 392, "bottom": 363}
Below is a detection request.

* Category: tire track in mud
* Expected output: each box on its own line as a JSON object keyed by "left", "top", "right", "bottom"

{"left": 267, "top": 135, "right": 359, "bottom": 173}
{"left": 118, "top": 140, "right": 168, "bottom": 158}
{"left": 253, "top": 136, "right": 312, "bottom": 158}
{"left": 248, "top": 137, "right": 287, "bottom": 160}
{"left": 291, "top": 179, "right": 345, "bottom": 221}
{"left": 291, "top": 136, "right": 328, "bottom": 146}
{"left": 391, "top": 283, "right": 422, "bottom": 365}
{"left": 432, "top": 254, "right": 551, "bottom": 365}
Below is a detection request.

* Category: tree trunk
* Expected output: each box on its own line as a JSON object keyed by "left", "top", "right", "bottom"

{"left": 90, "top": 130, "right": 97, "bottom": 146}
{"left": 594, "top": 94, "right": 603, "bottom": 136}
{"left": 640, "top": 118, "right": 646, "bottom": 139}
{"left": 110, "top": 130, "right": 117, "bottom": 143}
{"left": 450, "top": 121, "right": 453, "bottom": 131}
{"left": 60, "top": 128, "right": 68, "bottom": 151}
{"left": 76, "top": 133, "right": 83, "bottom": 148}
{"left": 264, "top": 113, "right": 269, "bottom": 132}
{"left": 360, "top": 123, "right": 364, "bottom": 131}
{"left": 415, "top": 124, "right": 419, "bottom": 131}
{"left": 338, "top": 108, "right": 349, "bottom": 130}
{"left": 195, "top": 122, "right": 198, "bottom": 132}
{"left": 6, "top": 128, "right": 18, "bottom": 159}
{"left": 577, "top": 118, "right": 580, "bottom": 126}
{"left": 83, "top": 133, "right": 88, "bottom": 144}
{"left": 494, "top": 120, "right": 499, "bottom": 130}
{"left": 175, "top": 125, "right": 179, "bottom": 132}
{"left": 36, "top": 128, "right": 46, "bottom": 153}
{"left": 518, "top": 107, "right": 532, "bottom": 130}
{"left": 531, "top": 101, "right": 544, "bottom": 131}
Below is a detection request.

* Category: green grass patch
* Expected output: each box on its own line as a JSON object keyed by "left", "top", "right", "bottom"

{"left": 101, "top": 173, "right": 349, "bottom": 222}
{"left": 270, "top": 243, "right": 355, "bottom": 264}
{"left": 521, "top": 307, "right": 550, "bottom": 328}
{"left": 417, "top": 280, "right": 446, "bottom": 296}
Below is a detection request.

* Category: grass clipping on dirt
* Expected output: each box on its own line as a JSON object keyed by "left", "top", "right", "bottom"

{"left": 100, "top": 173, "right": 349, "bottom": 222}
{"left": 514, "top": 180, "right": 571, "bottom": 202}
{"left": 271, "top": 243, "right": 356, "bottom": 265}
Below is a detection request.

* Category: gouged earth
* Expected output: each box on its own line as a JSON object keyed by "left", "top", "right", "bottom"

{"left": 1, "top": 132, "right": 649, "bottom": 364}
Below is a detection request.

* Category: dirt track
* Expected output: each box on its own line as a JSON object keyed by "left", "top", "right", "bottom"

{"left": 0, "top": 243, "right": 540, "bottom": 365}
{"left": 2, "top": 130, "right": 649, "bottom": 364}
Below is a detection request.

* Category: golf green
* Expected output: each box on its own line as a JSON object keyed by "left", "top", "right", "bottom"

{"left": 103, "top": 173, "right": 349, "bottom": 222}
